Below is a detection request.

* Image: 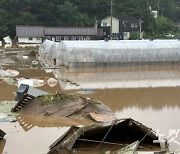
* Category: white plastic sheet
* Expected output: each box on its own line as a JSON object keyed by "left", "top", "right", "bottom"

{"left": 38, "top": 40, "right": 180, "bottom": 67}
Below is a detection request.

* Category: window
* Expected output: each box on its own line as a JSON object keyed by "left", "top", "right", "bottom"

{"left": 113, "top": 33, "right": 119, "bottom": 38}
{"left": 103, "top": 23, "right": 108, "bottom": 27}
{"left": 131, "top": 23, "right": 134, "bottom": 28}
{"left": 135, "top": 23, "right": 138, "bottom": 28}
{"left": 56, "top": 36, "right": 61, "bottom": 42}
{"left": 46, "top": 36, "right": 51, "bottom": 40}
{"left": 124, "top": 32, "right": 127, "bottom": 37}
{"left": 29, "top": 37, "right": 33, "bottom": 41}
{"left": 36, "top": 37, "right": 41, "bottom": 40}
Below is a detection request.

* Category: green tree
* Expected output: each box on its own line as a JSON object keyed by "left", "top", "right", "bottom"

{"left": 16, "top": 12, "right": 37, "bottom": 25}
{"left": 155, "top": 16, "right": 175, "bottom": 34}
{"left": 0, "top": 9, "right": 9, "bottom": 39}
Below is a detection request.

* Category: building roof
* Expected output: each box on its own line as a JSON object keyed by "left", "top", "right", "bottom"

{"left": 45, "top": 27, "right": 97, "bottom": 36}
{"left": 16, "top": 25, "right": 97, "bottom": 37}
{"left": 16, "top": 25, "right": 45, "bottom": 37}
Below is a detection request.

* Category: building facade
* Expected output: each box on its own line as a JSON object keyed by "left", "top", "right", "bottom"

{"left": 101, "top": 16, "right": 142, "bottom": 40}
{"left": 16, "top": 24, "right": 101, "bottom": 46}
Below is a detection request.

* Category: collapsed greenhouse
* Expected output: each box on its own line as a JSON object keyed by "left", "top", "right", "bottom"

{"left": 38, "top": 39, "right": 180, "bottom": 68}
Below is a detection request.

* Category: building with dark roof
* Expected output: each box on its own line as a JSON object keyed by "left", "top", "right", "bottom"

{"left": 101, "top": 16, "right": 142, "bottom": 40}
{"left": 16, "top": 24, "right": 102, "bottom": 47}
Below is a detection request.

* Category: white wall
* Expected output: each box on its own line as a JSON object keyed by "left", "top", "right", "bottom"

{"left": 18, "top": 37, "right": 43, "bottom": 44}
{"left": 101, "top": 16, "right": 119, "bottom": 33}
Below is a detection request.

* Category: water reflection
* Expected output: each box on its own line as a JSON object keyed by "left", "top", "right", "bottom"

{"left": 0, "top": 139, "right": 6, "bottom": 154}
{"left": 0, "top": 122, "right": 69, "bottom": 154}
{"left": 16, "top": 114, "right": 93, "bottom": 131}
{"left": 54, "top": 66, "right": 180, "bottom": 90}
{"left": 52, "top": 66, "right": 180, "bottom": 153}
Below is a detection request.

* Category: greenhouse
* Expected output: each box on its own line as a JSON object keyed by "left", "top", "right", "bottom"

{"left": 38, "top": 39, "right": 180, "bottom": 68}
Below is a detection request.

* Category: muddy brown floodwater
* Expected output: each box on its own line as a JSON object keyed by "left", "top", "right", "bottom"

{"left": 0, "top": 51, "right": 180, "bottom": 153}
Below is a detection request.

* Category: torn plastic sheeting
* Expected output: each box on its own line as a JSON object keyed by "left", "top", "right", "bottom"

{"left": 3, "top": 77, "right": 17, "bottom": 86}
{"left": 6, "top": 69, "right": 19, "bottom": 77}
{"left": 0, "top": 69, "right": 19, "bottom": 77}
{"left": 0, "top": 101, "right": 17, "bottom": 122}
{"left": 47, "top": 78, "right": 58, "bottom": 87}
{"left": 3, "top": 36, "right": 12, "bottom": 45}
{"left": 0, "top": 113, "right": 7, "bottom": 120}
{"left": 17, "top": 78, "right": 46, "bottom": 87}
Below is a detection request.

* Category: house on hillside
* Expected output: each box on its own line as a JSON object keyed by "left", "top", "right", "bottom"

{"left": 16, "top": 24, "right": 102, "bottom": 47}
{"left": 101, "top": 16, "right": 142, "bottom": 40}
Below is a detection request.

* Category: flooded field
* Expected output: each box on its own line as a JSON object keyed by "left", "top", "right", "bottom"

{"left": 0, "top": 50, "right": 180, "bottom": 153}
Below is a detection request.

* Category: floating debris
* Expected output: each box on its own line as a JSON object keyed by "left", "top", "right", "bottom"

{"left": 75, "top": 89, "right": 94, "bottom": 95}
{"left": 47, "top": 78, "right": 58, "bottom": 87}
{"left": 0, "top": 101, "right": 17, "bottom": 122}
{"left": 22, "top": 56, "right": 29, "bottom": 60}
{"left": 0, "top": 69, "right": 19, "bottom": 77}
{"left": 48, "top": 118, "right": 169, "bottom": 154}
{"left": 17, "top": 78, "right": 46, "bottom": 87}
{"left": 11, "top": 93, "right": 115, "bottom": 121}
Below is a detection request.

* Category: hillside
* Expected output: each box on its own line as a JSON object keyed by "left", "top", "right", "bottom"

{"left": 0, "top": 0, "right": 179, "bottom": 39}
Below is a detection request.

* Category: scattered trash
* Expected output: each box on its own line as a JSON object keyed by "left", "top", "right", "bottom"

{"left": 44, "top": 63, "right": 52, "bottom": 73}
{"left": 5, "top": 69, "right": 19, "bottom": 77}
{"left": 60, "top": 79, "right": 80, "bottom": 86}
{"left": 0, "top": 69, "right": 19, "bottom": 77}
{"left": 17, "top": 78, "right": 46, "bottom": 87}
{"left": 17, "top": 78, "right": 33, "bottom": 87}
{"left": 75, "top": 89, "right": 94, "bottom": 95}
{"left": 0, "top": 129, "right": 6, "bottom": 139}
{"left": 3, "top": 77, "right": 17, "bottom": 86}
{"left": 0, "top": 113, "right": 7, "bottom": 120}
{"left": 3, "top": 36, "right": 12, "bottom": 45}
{"left": 88, "top": 113, "right": 116, "bottom": 122}
{"left": 3, "top": 36, "right": 12, "bottom": 48}
{"left": 47, "top": 78, "right": 58, "bottom": 87}
{"left": 32, "top": 60, "right": 38, "bottom": 65}
{"left": 48, "top": 118, "right": 169, "bottom": 154}
{"left": 0, "top": 101, "right": 17, "bottom": 122}
{"left": 23, "top": 56, "right": 29, "bottom": 60}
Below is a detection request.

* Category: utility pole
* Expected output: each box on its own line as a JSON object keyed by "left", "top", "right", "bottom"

{"left": 110, "top": 0, "right": 113, "bottom": 40}
{"left": 139, "top": 19, "right": 143, "bottom": 39}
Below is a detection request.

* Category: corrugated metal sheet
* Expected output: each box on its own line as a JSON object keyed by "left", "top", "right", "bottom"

{"left": 45, "top": 27, "right": 97, "bottom": 36}
{"left": 16, "top": 25, "right": 98, "bottom": 37}
{"left": 16, "top": 25, "right": 45, "bottom": 37}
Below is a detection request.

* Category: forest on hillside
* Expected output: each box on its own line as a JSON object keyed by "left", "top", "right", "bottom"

{"left": 0, "top": 0, "right": 179, "bottom": 39}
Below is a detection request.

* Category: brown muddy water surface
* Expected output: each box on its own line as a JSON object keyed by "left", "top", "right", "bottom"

{"left": 0, "top": 51, "right": 180, "bottom": 153}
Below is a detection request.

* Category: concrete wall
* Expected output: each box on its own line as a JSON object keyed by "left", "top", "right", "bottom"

{"left": 18, "top": 37, "right": 43, "bottom": 44}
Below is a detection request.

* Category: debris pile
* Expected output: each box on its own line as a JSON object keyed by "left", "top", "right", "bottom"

{"left": 12, "top": 93, "right": 115, "bottom": 121}
{"left": 48, "top": 118, "right": 168, "bottom": 154}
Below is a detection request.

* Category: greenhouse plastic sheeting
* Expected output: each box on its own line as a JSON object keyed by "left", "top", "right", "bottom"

{"left": 38, "top": 40, "right": 180, "bottom": 67}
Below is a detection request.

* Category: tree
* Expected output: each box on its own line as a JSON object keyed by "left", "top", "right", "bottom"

{"left": 0, "top": 9, "right": 9, "bottom": 39}
{"left": 16, "top": 12, "right": 37, "bottom": 25}
{"left": 155, "top": 16, "right": 175, "bottom": 34}
{"left": 56, "top": 1, "right": 91, "bottom": 26}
